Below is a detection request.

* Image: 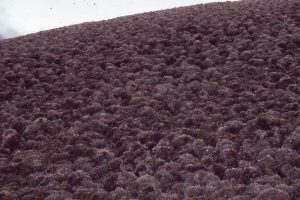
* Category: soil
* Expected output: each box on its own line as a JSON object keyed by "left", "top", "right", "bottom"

{"left": 1, "top": 0, "right": 300, "bottom": 199}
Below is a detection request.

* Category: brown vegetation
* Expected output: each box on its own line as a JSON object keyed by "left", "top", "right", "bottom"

{"left": 1, "top": 0, "right": 300, "bottom": 199}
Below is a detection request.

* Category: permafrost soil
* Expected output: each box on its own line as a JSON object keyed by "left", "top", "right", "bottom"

{"left": 1, "top": 0, "right": 300, "bottom": 199}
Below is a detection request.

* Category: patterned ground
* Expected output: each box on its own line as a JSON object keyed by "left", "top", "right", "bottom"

{"left": 1, "top": 0, "right": 300, "bottom": 199}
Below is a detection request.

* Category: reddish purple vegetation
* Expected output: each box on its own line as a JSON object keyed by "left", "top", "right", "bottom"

{"left": 1, "top": 0, "right": 300, "bottom": 199}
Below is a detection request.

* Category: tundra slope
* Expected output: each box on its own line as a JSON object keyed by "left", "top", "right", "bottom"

{"left": 1, "top": 0, "right": 300, "bottom": 199}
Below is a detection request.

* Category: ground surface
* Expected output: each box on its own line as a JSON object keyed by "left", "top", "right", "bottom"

{"left": 1, "top": 0, "right": 300, "bottom": 199}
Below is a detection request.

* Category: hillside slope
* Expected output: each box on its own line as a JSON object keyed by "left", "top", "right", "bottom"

{"left": 1, "top": 0, "right": 300, "bottom": 199}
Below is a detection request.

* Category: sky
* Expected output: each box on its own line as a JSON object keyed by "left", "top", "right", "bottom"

{"left": 0, "top": 0, "right": 238, "bottom": 39}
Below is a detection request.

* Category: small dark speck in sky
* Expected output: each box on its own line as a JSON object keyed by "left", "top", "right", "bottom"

{"left": 50, "top": 8, "right": 53, "bottom": 10}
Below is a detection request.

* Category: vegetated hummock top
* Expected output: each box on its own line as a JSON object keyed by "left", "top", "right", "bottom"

{"left": 1, "top": 0, "right": 300, "bottom": 199}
